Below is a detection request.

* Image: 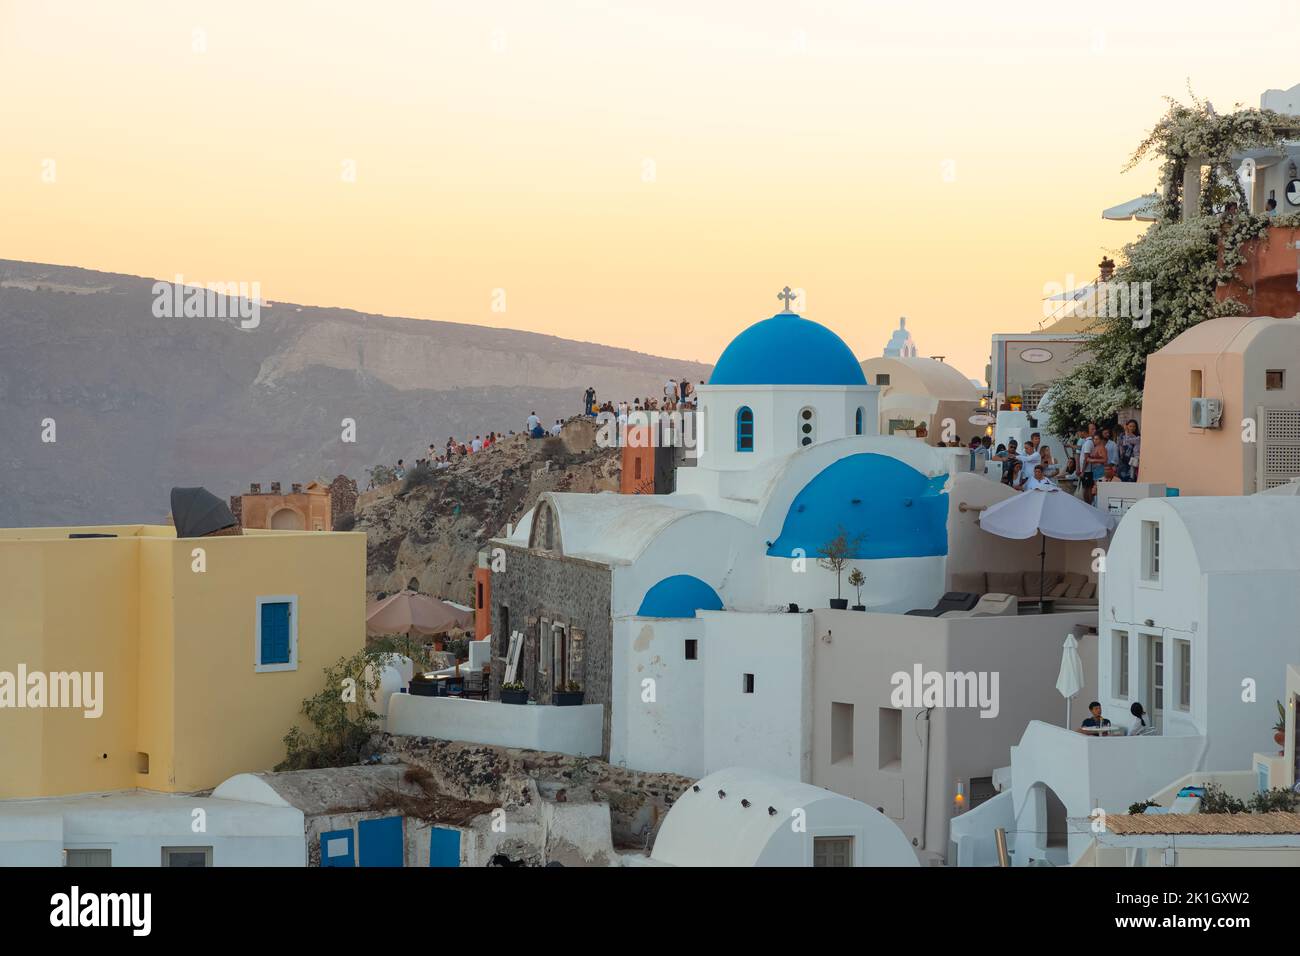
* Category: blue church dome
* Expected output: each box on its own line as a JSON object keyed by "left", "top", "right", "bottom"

{"left": 709, "top": 313, "right": 867, "bottom": 386}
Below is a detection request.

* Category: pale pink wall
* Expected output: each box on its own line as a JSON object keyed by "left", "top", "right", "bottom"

{"left": 1141, "top": 351, "right": 1247, "bottom": 496}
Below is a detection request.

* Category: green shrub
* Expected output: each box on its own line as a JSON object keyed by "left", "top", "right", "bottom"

{"left": 277, "top": 648, "right": 396, "bottom": 771}
{"left": 1248, "top": 787, "right": 1300, "bottom": 813}
{"left": 1199, "top": 782, "right": 1248, "bottom": 814}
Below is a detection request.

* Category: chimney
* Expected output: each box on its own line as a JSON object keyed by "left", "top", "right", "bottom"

{"left": 1098, "top": 257, "right": 1115, "bottom": 282}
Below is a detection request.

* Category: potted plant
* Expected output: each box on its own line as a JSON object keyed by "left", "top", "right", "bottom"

{"left": 848, "top": 567, "right": 866, "bottom": 611}
{"left": 408, "top": 672, "right": 440, "bottom": 697}
{"left": 500, "top": 680, "right": 528, "bottom": 705}
{"left": 553, "top": 680, "right": 584, "bottom": 706}
{"left": 1274, "top": 699, "right": 1287, "bottom": 751}
{"left": 817, "top": 526, "right": 865, "bottom": 610}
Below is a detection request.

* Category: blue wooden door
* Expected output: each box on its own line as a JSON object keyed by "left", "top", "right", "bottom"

{"left": 429, "top": 827, "right": 461, "bottom": 867}
{"left": 358, "top": 816, "right": 404, "bottom": 867}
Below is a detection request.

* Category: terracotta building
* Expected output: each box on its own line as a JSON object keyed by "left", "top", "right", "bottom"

{"left": 231, "top": 481, "right": 332, "bottom": 531}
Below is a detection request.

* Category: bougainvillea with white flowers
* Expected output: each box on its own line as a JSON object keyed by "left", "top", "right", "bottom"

{"left": 1048, "top": 94, "right": 1300, "bottom": 437}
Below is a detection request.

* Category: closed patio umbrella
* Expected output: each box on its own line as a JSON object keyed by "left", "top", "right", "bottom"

{"left": 978, "top": 487, "right": 1112, "bottom": 610}
{"left": 1056, "top": 633, "right": 1086, "bottom": 728}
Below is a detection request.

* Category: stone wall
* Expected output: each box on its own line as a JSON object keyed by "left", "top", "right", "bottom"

{"left": 489, "top": 542, "right": 613, "bottom": 756}
{"left": 383, "top": 735, "right": 693, "bottom": 851}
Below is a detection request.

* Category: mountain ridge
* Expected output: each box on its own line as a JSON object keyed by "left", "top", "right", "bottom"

{"left": 0, "top": 259, "right": 710, "bottom": 526}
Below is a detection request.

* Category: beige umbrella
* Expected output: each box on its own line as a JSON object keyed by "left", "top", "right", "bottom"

{"left": 366, "top": 590, "right": 474, "bottom": 637}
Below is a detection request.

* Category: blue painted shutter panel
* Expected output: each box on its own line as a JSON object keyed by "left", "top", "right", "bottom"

{"left": 261, "top": 602, "right": 291, "bottom": 664}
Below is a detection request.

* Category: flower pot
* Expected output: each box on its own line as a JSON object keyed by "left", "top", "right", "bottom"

{"left": 829, "top": 598, "right": 849, "bottom": 610}
{"left": 1275, "top": 729, "right": 1286, "bottom": 749}
{"left": 409, "top": 679, "right": 440, "bottom": 697}
{"left": 553, "top": 691, "right": 584, "bottom": 707}
{"left": 500, "top": 688, "right": 528, "bottom": 705}
{"left": 851, "top": 605, "right": 866, "bottom": 611}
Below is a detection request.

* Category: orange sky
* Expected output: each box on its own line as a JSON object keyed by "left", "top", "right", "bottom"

{"left": 1, "top": 0, "right": 1292, "bottom": 379}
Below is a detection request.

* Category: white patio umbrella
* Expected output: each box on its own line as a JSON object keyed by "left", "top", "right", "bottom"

{"left": 978, "top": 487, "right": 1112, "bottom": 609}
{"left": 1056, "top": 633, "right": 1086, "bottom": 728}
{"left": 1102, "top": 193, "right": 1160, "bottom": 222}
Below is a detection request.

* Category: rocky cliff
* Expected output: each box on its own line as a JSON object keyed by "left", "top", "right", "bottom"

{"left": 351, "top": 418, "right": 619, "bottom": 603}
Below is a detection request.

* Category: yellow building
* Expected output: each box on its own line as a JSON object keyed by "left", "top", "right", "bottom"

{"left": 0, "top": 524, "right": 365, "bottom": 799}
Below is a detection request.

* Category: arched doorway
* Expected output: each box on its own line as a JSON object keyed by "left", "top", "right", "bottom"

{"left": 270, "top": 507, "right": 305, "bottom": 530}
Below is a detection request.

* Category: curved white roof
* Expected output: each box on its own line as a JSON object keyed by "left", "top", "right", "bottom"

{"left": 540, "top": 491, "right": 707, "bottom": 564}
{"left": 861, "top": 356, "right": 981, "bottom": 402}
{"left": 651, "top": 767, "right": 918, "bottom": 867}
{"left": 1129, "top": 496, "right": 1300, "bottom": 574}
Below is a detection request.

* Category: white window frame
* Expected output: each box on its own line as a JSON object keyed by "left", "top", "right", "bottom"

{"left": 1139, "top": 520, "right": 1161, "bottom": 588}
{"left": 797, "top": 406, "right": 817, "bottom": 447}
{"left": 1112, "top": 630, "right": 1129, "bottom": 700}
{"left": 254, "top": 594, "right": 299, "bottom": 673}
{"left": 806, "top": 825, "right": 865, "bottom": 866}
{"left": 1174, "top": 638, "right": 1192, "bottom": 712}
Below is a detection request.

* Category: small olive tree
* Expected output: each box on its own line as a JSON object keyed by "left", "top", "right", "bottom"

{"left": 817, "top": 527, "right": 866, "bottom": 601}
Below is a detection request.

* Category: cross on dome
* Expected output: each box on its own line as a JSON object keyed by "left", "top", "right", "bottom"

{"left": 777, "top": 286, "right": 797, "bottom": 312}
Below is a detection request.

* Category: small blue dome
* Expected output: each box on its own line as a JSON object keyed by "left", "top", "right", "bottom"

{"left": 710, "top": 313, "right": 867, "bottom": 386}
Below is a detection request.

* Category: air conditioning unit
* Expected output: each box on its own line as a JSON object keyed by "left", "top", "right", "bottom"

{"left": 1191, "top": 397, "right": 1223, "bottom": 429}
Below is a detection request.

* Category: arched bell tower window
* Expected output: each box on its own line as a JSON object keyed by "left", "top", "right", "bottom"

{"left": 798, "top": 407, "right": 817, "bottom": 447}
{"left": 855, "top": 406, "right": 865, "bottom": 435}
{"left": 736, "top": 406, "right": 754, "bottom": 452}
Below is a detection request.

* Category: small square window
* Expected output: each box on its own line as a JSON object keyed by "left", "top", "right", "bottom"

{"left": 162, "top": 846, "right": 212, "bottom": 867}
{"left": 1267, "top": 369, "right": 1285, "bottom": 390}
{"left": 66, "top": 848, "right": 111, "bottom": 867}
{"left": 684, "top": 639, "right": 698, "bottom": 660}
{"left": 742, "top": 673, "right": 755, "bottom": 693}
{"left": 875, "top": 374, "right": 891, "bottom": 386}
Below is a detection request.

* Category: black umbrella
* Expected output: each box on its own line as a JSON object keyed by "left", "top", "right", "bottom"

{"left": 170, "top": 486, "right": 238, "bottom": 538}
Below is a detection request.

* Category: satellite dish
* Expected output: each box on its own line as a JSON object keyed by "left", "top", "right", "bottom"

{"left": 1287, "top": 179, "right": 1300, "bottom": 207}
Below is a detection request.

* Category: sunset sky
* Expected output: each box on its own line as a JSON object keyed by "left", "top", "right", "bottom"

{"left": 2, "top": 0, "right": 1294, "bottom": 379}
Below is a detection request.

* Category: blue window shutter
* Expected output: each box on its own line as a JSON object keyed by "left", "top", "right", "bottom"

{"left": 320, "top": 828, "right": 354, "bottom": 867}
{"left": 261, "top": 602, "right": 291, "bottom": 665}
{"left": 736, "top": 406, "right": 754, "bottom": 452}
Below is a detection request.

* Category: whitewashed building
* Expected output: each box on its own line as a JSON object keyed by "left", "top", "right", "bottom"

{"left": 650, "top": 767, "right": 919, "bottom": 867}
{"left": 951, "top": 495, "right": 1300, "bottom": 866}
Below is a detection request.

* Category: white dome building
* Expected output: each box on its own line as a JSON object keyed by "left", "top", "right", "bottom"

{"left": 650, "top": 767, "right": 919, "bottom": 867}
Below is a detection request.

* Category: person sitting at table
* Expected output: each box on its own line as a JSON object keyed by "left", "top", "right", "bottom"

{"left": 1078, "top": 701, "right": 1111, "bottom": 735}
{"left": 1126, "top": 701, "right": 1154, "bottom": 736}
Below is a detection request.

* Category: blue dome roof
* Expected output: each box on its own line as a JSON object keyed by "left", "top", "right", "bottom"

{"left": 709, "top": 313, "right": 867, "bottom": 386}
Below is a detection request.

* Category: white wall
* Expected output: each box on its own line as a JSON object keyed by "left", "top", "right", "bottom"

{"left": 609, "top": 616, "right": 706, "bottom": 778}
{"left": 700, "top": 611, "right": 814, "bottom": 780}
{"left": 387, "top": 694, "right": 603, "bottom": 758}
{"left": 0, "top": 793, "right": 305, "bottom": 867}
{"left": 1006, "top": 721, "right": 1205, "bottom": 866}
{"left": 1102, "top": 500, "right": 1300, "bottom": 770}
{"left": 696, "top": 384, "right": 877, "bottom": 471}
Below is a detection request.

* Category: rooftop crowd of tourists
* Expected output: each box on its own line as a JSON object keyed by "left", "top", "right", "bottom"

{"left": 961, "top": 419, "right": 1140, "bottom": 504}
